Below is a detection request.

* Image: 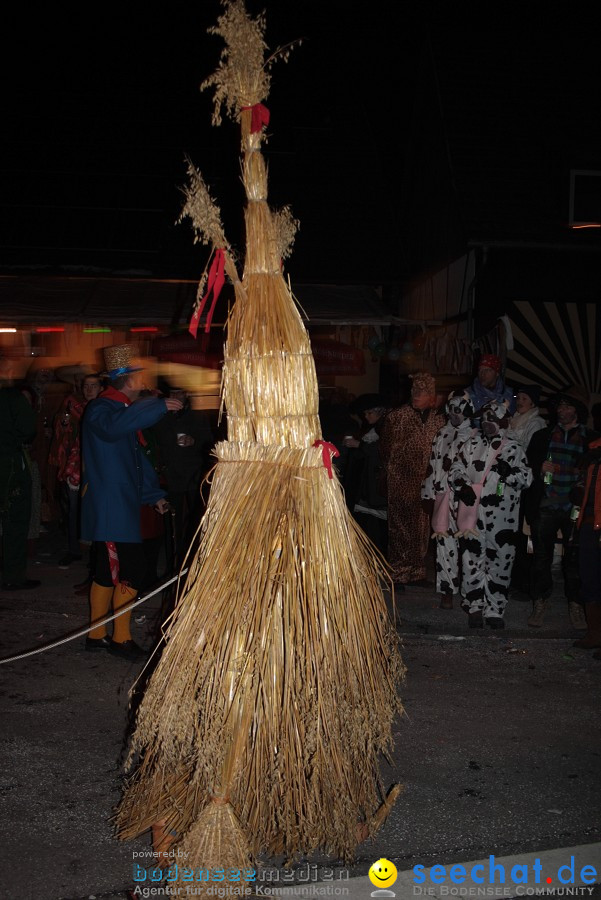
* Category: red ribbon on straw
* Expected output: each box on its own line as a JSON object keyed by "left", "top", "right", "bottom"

{"left": 241, "top": 103, "right": 270, "bottom": 133}
{"left": 106, "top": 541, "right": 119, "bottom": 586}
{"left": 313, "top": 440, "right": 340, "bottom": 479}
{"left": 189, "top": 249, "right": 226, "bottom": 338}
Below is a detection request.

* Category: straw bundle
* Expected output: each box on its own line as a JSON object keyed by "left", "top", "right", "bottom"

{"left": 116, "top": 0, "right": 404, "bottom": 878}
{"left": 118, "top": 441, "right": 402, "bottom": 857}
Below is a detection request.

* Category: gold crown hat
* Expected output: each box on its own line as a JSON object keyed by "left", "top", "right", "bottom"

{"left": 103, "top": 344, "right": 144, "bottom": 380}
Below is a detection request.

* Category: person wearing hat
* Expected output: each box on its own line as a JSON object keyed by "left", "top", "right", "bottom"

{"left": 379, "top": 373, "right": 445, "bottom": 588}
{"left": 448, "top": 400, "right": 532, "bottom": 628}
{"left": 525, "top": 384, "right": 597, "bottom": 630}
{"left": 508, "top": 385, "right": 547, "bottom": 451}
{"left": 80, "top": 345, "right": 183, "bottom": 661}
{"left": 421, "top": 390, "right": 477, "bottom": 609}
{"left": 466, "top": 353, "right": 515, "bottom": 421}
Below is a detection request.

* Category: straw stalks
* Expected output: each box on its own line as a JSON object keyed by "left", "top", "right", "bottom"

{"left": 116, "top": 0, "right": 404, "bottom": 873}
{"left": 117, "top": 442, "right": 403, "bottom": 861}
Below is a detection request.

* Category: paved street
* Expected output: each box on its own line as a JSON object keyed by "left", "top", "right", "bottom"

{"left": 1, "top": 525, "right": 600, "bottom": 899}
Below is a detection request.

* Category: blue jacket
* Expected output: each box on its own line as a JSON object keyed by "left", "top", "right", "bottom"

{"left": 80, "top": 394, "right": 168, "bottom": 542}
{"left": 467, "top": 377, "right": 516, "bottom": 418}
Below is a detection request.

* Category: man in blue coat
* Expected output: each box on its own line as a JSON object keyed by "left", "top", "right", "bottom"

{"left": 81, "top": 344, "right": 183, "bottom": 660}
{"left": 466, "top": 353, "right": 515, "bottom": 421}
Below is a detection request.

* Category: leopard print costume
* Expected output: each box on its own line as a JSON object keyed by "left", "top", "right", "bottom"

{"left": 380, "top": 404, "right": 445, "bottom": 583}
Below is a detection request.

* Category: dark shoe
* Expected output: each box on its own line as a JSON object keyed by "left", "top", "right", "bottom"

{"left": 568, "top": 601, "right": 587, "bottom": 631}
{"left": 85, "top": 635, "right": 112, "bottom": 651}
{"left": 510, "top": 589, "right": 532, "bottom": 602}
{"left": 1, "top": 579, "right": 41, "bottom": 590}
{"left": 74, "top": 576, "right": 92, "bottom": 589}
{"left": 439, "top": 593, "right": 453, "bottom": 609}
{"left": 468, "top": 611, "right": 484, "bottom": 629}
{"left": 486, "top": 616, "right": 505, "bottom": 629}
{"left": 73, "top": 577, "right": 92, "bottom": 595}
{"left": 108, "top": 639, "right": 149, "bottom": 661}
{"left": 574, "top": 602, "right": 601, "bottom": 646}
{"left": 528, "top": 597, "right": 546, "bottom": 628}
{"left": 58, "top": 552, "right": 82, "bottom": 569}
{"left": 573, "top": 634, "right": 601, "bottom": 649}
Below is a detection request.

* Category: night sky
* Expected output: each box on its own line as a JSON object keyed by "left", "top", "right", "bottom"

{"left": 3, "top": 2, "right": 600, "bottom": 284}
{"left": 2, "top": 2, "right": 427, "bottom": 282}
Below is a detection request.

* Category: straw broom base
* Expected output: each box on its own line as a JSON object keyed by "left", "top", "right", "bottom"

{"left": 116, "top": 442, "right": 404, "bottom": 862}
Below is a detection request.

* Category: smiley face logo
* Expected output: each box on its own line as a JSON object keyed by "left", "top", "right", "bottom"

{"left": 368, "top": 858, "right": 398, "bottom": 889}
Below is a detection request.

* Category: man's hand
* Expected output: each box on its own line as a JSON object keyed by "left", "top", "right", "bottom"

{"left": 155, "top": 498, "right": 171, "bottom": 515}
{"left": 541, "top": 459, "right": 560, "bottom": 476}
{"left": 164, "top": 397, "right": 184, "bottom": 412}
{"left": 492, "top": 459, "right": 512, "bottom": 480}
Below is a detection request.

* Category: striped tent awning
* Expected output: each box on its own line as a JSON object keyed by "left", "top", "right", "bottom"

{"left": 505, "top": 301, "right": 601, "bottom": 409}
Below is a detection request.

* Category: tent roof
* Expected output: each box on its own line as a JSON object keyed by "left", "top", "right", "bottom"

{"left": 0, "top": 273, "right": 390, "bottom": 327}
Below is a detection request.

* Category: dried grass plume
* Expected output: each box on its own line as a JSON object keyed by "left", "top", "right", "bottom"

{"left": 201, "top": 0, "right": 301, "bottom": 125}
{"left": 272, "top": 205, "right": 300, "bottom": 260}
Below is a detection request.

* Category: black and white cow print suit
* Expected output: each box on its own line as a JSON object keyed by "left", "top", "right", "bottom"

{"left": 422, "top": 393, "right": 476, "bottom": 597}
{"left": 449, "top": 401, "right": 532, "bottom": 621}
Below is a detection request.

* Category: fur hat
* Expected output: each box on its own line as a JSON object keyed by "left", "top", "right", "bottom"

{"left": 516, "top": 384, "right": 541, "bottom": 406}
{"left": 410, "top": 372, "right": 436, "bottom": 396}
{"left": 103, "top": 344, "right": 143, "bottom": 380}
{"left": 478, "top": 353, "right": 502, "bottom": 375}
{"left": 550, "top": 384, "right": 590, "bottom": 423}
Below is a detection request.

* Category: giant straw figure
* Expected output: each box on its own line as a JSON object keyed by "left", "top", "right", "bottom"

{"left": 116, "top": 0, "right": 404, "bottom": 878}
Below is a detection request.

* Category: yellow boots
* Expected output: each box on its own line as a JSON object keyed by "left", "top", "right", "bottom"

{"left": 86, "top": 581, "right": 148, "bottom": 660}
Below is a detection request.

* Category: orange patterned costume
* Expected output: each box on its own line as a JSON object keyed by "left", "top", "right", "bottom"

{"left": 380, "top": 402, "right": 444, "bottom": 583}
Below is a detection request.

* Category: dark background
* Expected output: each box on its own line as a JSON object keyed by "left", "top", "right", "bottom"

{"left": 2, "top": 2, "right": 600, "bottom": 289}
{"left": 1, "top": 2, "right": 440, "bottom": 283}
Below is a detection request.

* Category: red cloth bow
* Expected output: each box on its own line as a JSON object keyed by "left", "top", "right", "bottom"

{"left": 241, "top": 103, "right": 270, "bottom": 133}
{"left": 313, "top": 440, "right": 340, "bottom": 479}
{"left": 189, "top": 249, "right": 226, "bottom": 338}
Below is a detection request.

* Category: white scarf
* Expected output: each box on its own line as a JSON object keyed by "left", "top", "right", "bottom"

{"left": 510, "top": 406, "right": 541, "bottom": 432}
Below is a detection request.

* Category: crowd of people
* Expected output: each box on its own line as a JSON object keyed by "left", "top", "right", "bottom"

{"left": 330, "top": 353, "right": 601, "bottom": 656}
{"left": 0, "top": 346, "right": 215, "bottom": 661}
{"left": 2, "top": 344, "right": 601, "bottom": 661}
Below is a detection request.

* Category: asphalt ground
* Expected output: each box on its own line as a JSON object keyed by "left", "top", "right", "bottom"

{"left": 1, "top": 525, "right": 600, "bottom": 900}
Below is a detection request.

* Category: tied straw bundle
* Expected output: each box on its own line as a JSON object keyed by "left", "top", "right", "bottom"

{"left": 115, "top": 0, "right": 405, "bottom": 881}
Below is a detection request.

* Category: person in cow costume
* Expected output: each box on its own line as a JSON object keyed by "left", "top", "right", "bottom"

{"left": 449, "top": 400, "right": 532, "bottom": 628}
{"left": 422, "top": 391, "right": 476, "bottom": 609}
